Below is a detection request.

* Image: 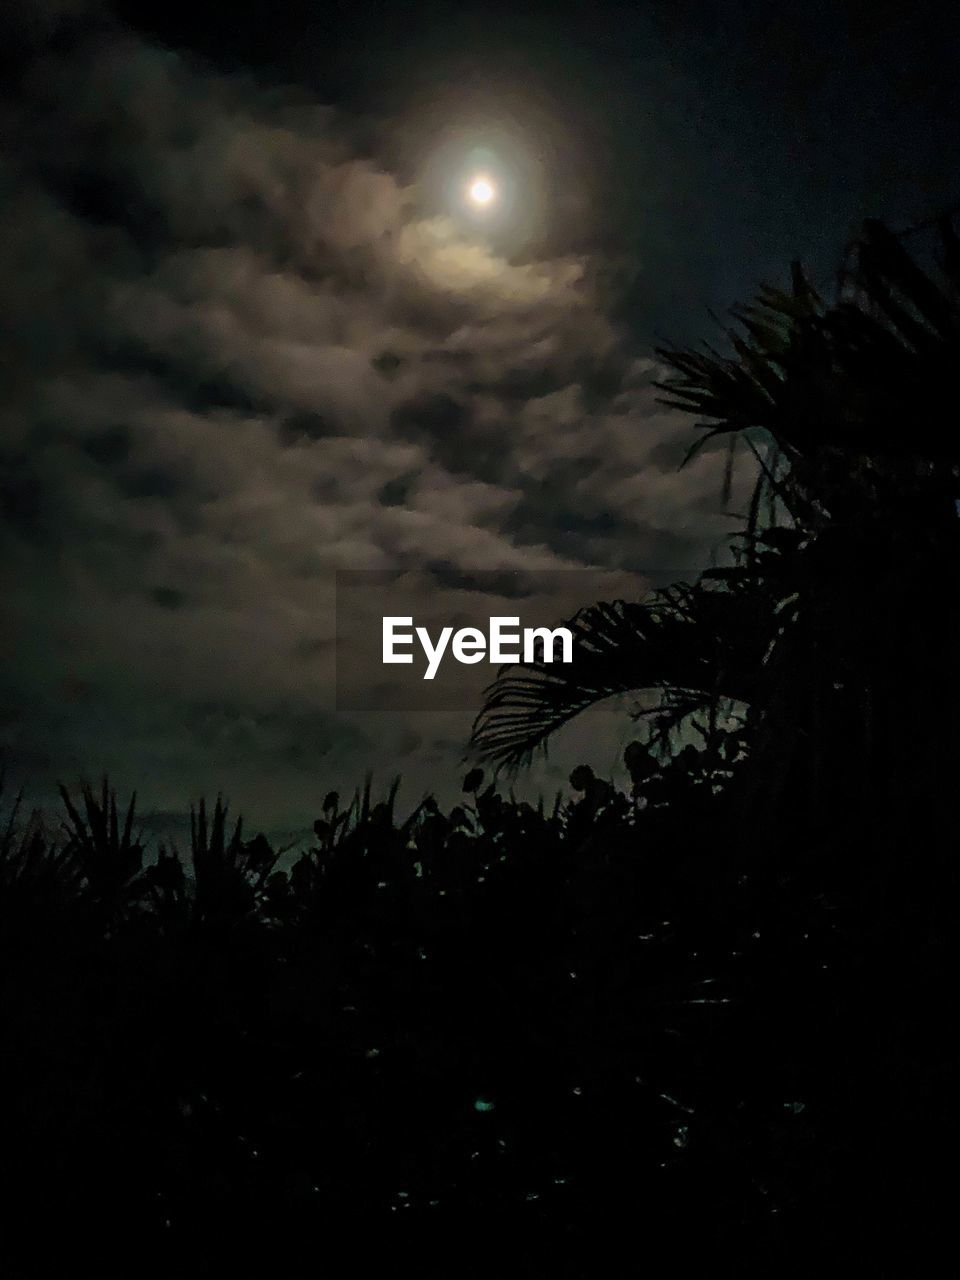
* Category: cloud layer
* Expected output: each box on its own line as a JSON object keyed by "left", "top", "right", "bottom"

{"left": 1, "top": 19, "right": 749, "bottom": 829}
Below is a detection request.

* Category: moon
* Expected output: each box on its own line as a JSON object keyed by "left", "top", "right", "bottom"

{"left": 467, "top": 175, "right": 496, "bottom": 206}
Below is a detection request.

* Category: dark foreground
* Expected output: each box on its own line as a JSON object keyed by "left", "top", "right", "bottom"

{"left": 1, "top": 752, "right": 956, "bottom": 1276}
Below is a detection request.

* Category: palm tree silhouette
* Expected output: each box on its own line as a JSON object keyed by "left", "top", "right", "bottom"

{"left": 470, "top": 218, "right": 960, "bottom": 838}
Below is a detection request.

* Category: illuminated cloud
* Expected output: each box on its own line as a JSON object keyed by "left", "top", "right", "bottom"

{"left": 0, "top": 20, "right": 744, "bottom": 826}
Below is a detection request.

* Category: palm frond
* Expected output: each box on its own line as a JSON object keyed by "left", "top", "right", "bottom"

{"left": 470, "top": 579, "right": 772, "bottom": 769}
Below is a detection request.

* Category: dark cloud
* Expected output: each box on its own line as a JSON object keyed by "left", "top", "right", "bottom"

{"left": 149, "top": 586, "right": 188, "bottom": 609}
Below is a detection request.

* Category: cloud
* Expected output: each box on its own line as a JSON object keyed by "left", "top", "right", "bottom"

{"left": 0, "top": 19, "right": 747, "bottom": 828}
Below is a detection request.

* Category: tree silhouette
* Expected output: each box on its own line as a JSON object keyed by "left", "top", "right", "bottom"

{"left": 470, "top": 219, "right": 960, "bottom": 835}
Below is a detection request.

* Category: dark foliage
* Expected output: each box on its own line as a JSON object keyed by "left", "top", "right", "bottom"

{"left": 471, "top": 218, "right": 960, "bottom": 783}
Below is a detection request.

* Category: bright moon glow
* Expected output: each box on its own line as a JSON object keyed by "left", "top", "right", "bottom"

{"left": 468, "top": 176, "right": 496, "bottom": 206}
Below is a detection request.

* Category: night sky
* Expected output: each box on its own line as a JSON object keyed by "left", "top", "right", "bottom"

{"left": 3, "top": 0, "right": 959, "bottom": 833}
